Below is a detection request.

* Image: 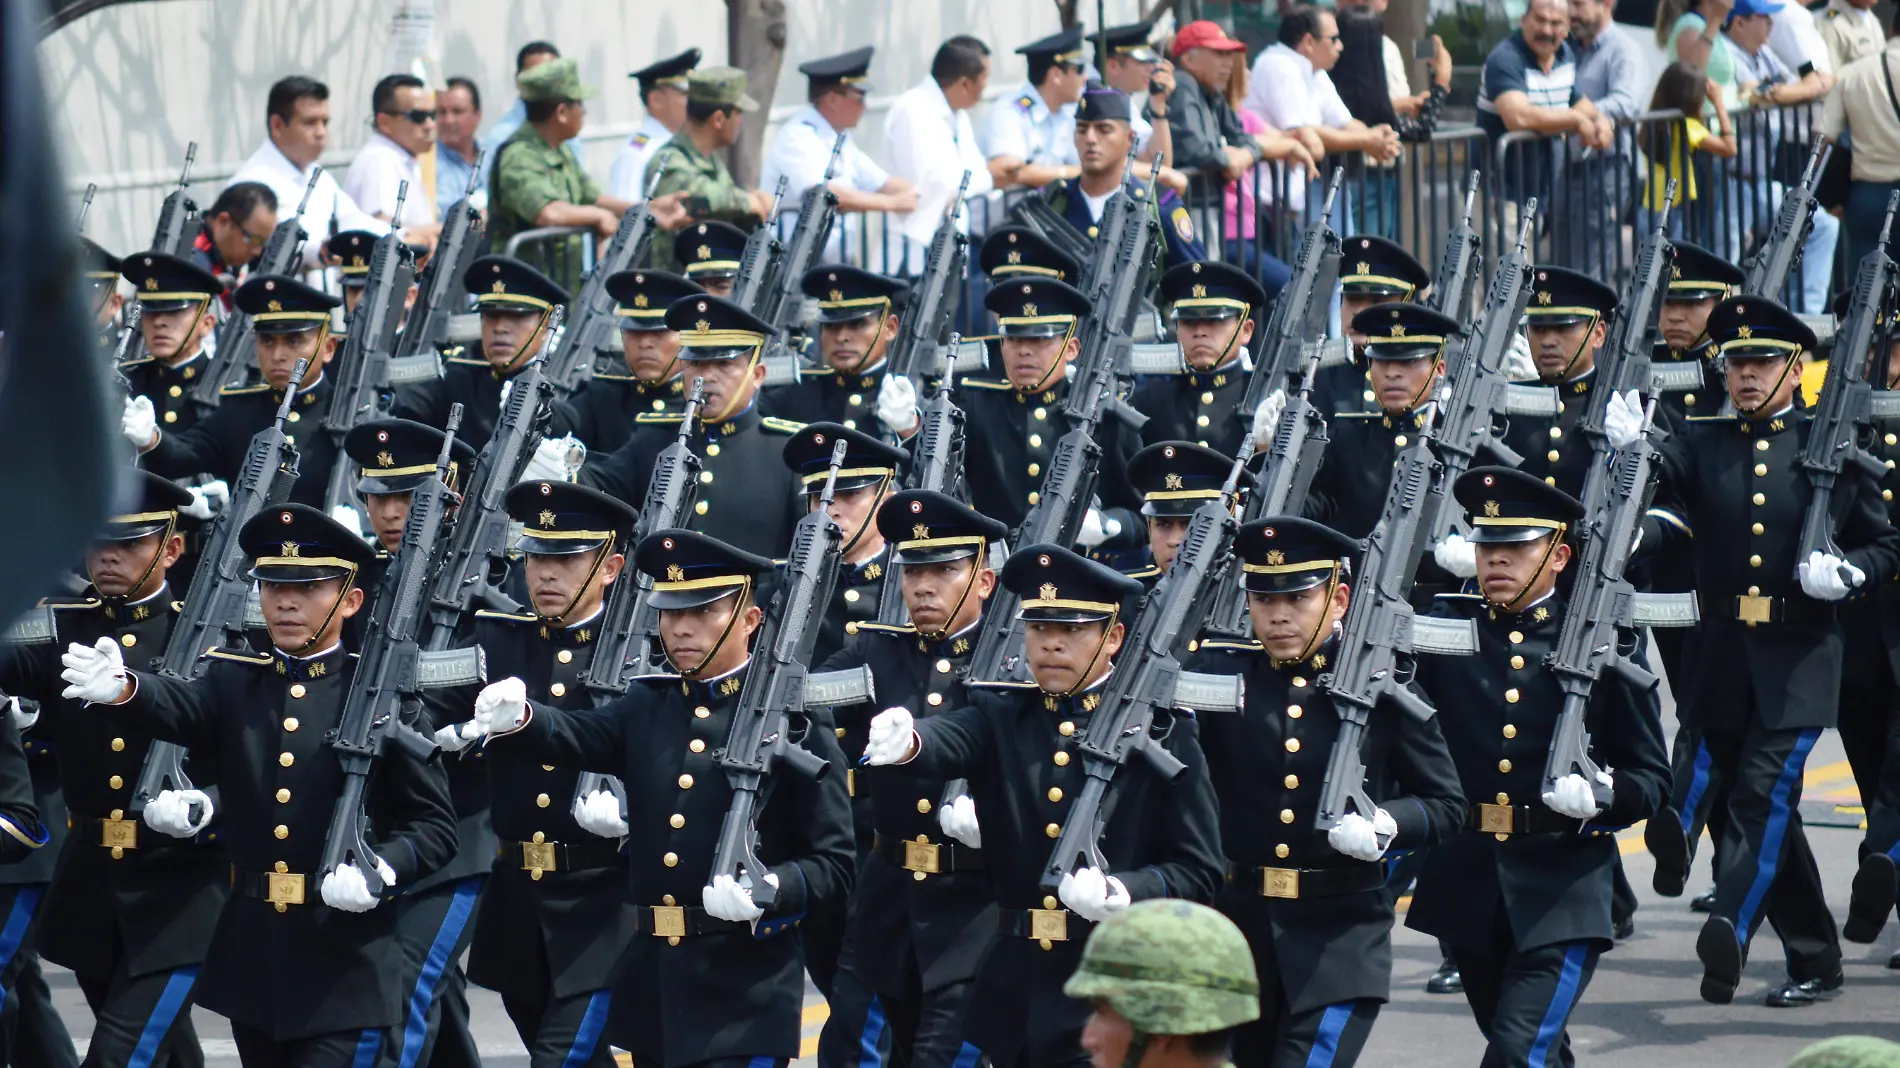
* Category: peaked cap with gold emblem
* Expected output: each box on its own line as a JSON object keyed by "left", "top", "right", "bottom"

{"left": 1522, "top": 265, "right": 1617, "bottom": 327}
{"left": 80, "top": 236, "right": 123, "bottom": 286}
{"left": 1663, "top": 241, "right": 1744, "bottom": 303}
{"left": 983, "top": 276, "right": 1091, "bottom": 339}
{"left": 634, "top": 527, "right": 774, "bottom": 610}
{"left": 101, "top": 470, "right": 195, "bottom": 542}
{"left": 506, "top": 479, "right": 639, "bottom": 556}
{"left": 665, "top": 293, "right": 773, "bottom": 359}
{"left": 979, "top": 224, "right": 1081, "bottom": 282}
{"left": 1127, "top": 440, "right": 1252, "bottom": 517}
{"left": 1708, "top": 294, "right": 1815, "bottom": 360}
{"left": 463, "top": 254, "right": 571, "bottom": 314}
{"left": 781, "top": 421, "right": 907, "bottom": 493}
{"left": 878, "top": 489, "right": 1009, "bottom": 566}
{"left": 121, "top": 252, "right": 220, "bottom": 312}
{"left": 344, "top": 418, "right": 477, "bottom": 496}
{"left": 801, "top": 263, "right": 907, "bottom": 324}
{"left": 329, "top": 230, "right": 382, "bottom": 288}
{"left": 1455, "top": 465, "right": 1583, "bottom": 545}
{"left": 240, "top": 503, "right": 376, "bottom": 583}
{"left": 1002, "top": 543, "right": 1142, "bottom": 623}
{"left": 233, "top": 274, "right": 340, "bottom": 334}
{"left": 1340, "top": 235, "right": 1430, "bottom": 299}
{"left": 1159, "top": 259, "right": 1268, "bottom": 322}
{"left": 606, "top": 269, "right": 703, "bottom": 332}
{"left": 673, "top": 221, "right": 749, "bottom": 282}
{"left": 1351, "top": 301, "right": 1461, "bottom": 362}
{"left": 1233, "top": 515, "right": 1360, "bottom": 594}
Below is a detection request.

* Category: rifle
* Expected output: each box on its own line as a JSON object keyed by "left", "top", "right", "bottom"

{"left": 874, "top": 351, "right": 966, "bottom": 627}
{"left": 1239, "top": 170, "right": 1344, "bottom": 425}
{"left": 320, "top": 184, "right": 419, "bottom": 513}
{"left": 1007, "top": 196, "right": 1092, "bottom": 278}
{"left": 320, "top": 405, "right": 484, "bottom": 896}
{"left": 1314, "top": 417, "right": 1446, "bottom": 841}
{"left": 729, "top": 177, "right": 788, "bottom": 317}
{"left": 1794, "top": 191, "right": 1899, "bottom": 583}
{"left": 708, "top": 440, "right": 848, "bottom": 907}
{"left": 135, "top": 357, "right": 310, "bottom": 817}
{"left": 758, "top": 136, "right": 846, "bottom": 334}
{"left": 112, "top": 299, "right": 146, "bottom": 371}
{"left": 1041, "top": 445, "right": 1252, "bottom": 891}
{"left": 151, "top": 142, "right": 200, "bottom": 256}
{"left": 1743, "top": 139, "right": 1828, "bottom": 304}
{"left": 391, "top": 149, "right": 486, "bottom": 376}
{"left": 191, "top": 167, "right": 318, "bottom": 411}
{"left": 1576, "top": 184, "right": 1675, "bottom": 514}
{"left": 77, "top": 184, "right": 96, "bottom": 235}
{"left": 1426, "top": 172, "right": 1482, "bottom": 323}
{"left": 886, "top": 172, "right": 971, "bottom": 384}
{"left": 543, "top": 162, "right": 672, "bottom": 396}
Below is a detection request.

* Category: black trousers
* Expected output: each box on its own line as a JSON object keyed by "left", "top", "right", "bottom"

{"left": 0, "top": 885, "right": 77, "bottom": 1068}
{"left": 1662, "top": 724, "right": 1732, "bottom": 885}
{"left": 230, "top": 1023, "right": 384, "bottom": 1068}
{"left": 76, "top": 961, "right": 203, "bottom": 1068}
{"left": 1233, "top": 997, "right": 1379, "bottom": 1068}
{"left": 814, "top": 906, "right": 889, "bottom": 1068}
{"left": 1450, "top": 913, "right": 1600, "bottom": 1068}
{"left": 500, "top": 986, "right": 614, "bottom": 1068}
{"left": 381, "top": 876, "right": 484, "bottom": 1068}
{"left": 879, "top": 974, "right": 982, "bottom": 1068}
{"left": 1703, "top": 722, "right": 1842, "bottom": 979}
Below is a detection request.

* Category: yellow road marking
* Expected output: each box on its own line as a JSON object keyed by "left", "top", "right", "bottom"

{"left": 803, "top": 1002, "right": 830, "bottom": 1027}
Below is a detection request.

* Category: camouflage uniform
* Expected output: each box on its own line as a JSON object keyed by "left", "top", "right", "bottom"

{"left": 1063, "top": 900, "right": 1260, "bottom": 1061}
{"left": 1787, "top": 1036, "right": 1900, "bottom": 1068}
{"left": 488, "top": 58, "right": 602, "bottom": 293}
{"left": 646, "top": 67, "right": 762, "bottom": 273}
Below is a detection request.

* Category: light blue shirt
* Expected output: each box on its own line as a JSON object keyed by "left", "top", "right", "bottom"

{"left": 434, "top": 140, "right": 480, "bottom": 216}
{"left": 979, "top": 81, "right": 1078, "bottom": 169}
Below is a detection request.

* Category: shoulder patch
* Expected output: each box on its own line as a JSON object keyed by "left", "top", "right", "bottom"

{"left": 1171, "top": 205, "right": 1194, "bottom": 241}
{"left": 204, "top": 648, "right": 273, "bottom": 665}
{"left": 630, "top": 132, "right": 650, "bottom": 148}
{"left": 1018, "top": 94, "right": 1035, "bottom": 110}
{"left": 219, "top": 382, "right": 271, "bottom": 396}
{"left": 960, "top": 378, "right": 1015, "bottom": 391}
{"left": 474, "top": 609, "right": 539, "bottom": 623}
{"left": 761, "top": 416, "right": 807, "bottom": 435}
{"left": 636, "top": 412, "right": 686, "bottom": 425}
{"left": 851, "top": 621, "right": 917, "bottom": 634}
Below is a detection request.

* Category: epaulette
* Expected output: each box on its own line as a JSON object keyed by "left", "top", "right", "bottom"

{"left": 219, "top": 382, "right": 271, "bottom": 397}
{"left": 119, "top": 355, "right": 154, "bottom": 369}
{"left": 637, "top": 412, "right": 686, "bottom": 425}
{"left": 961, "top": 378, "right": 1015, "bottom": 391}
{"left": 40, "top": 597, "right": 101, "bottom": 610}
{"left": 1685, "top": 413, "right": 1736, "bottom": 422}
{"left": 1122, "top": 565, "right": 1163, "bottom": 580}
{"left": 593, "top": 370, "right": 635, "bottom": 382}
{"left": 802, "top": 367, "right": 836, "bottom": 377}
{"left": 1646, "top": 507, "right": 1693, "bottom": 535}
{"left": 447, "top": 356, "right": 489, "bottom": 367}
{"left": 203, "top": 648, "right": 273, "bottom": 665}
{"left": 1193, "top": 638, "right": 1261, "bottom": 652}
{"left": 851, "top": 621, "right": 916, "bottom": 635}
{"left": 171, "top": 600, "right": 184, "bottom": 612}
{"left": 970, "top": 679, "right": 1039, "bottom": 691}
{"left": 1017, "top": 94, "right": 1035, "bottom": 110}
{"left": 1333, "top": 411, "right": 1381, "bottom": 420}
{"left": 760, "top": 416, "right": 806, "bottom": 435}
{"left": 474, "top": 609, "right": 538, "bottom": 623}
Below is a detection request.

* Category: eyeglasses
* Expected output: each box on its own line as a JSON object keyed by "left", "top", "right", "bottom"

{"left": 381, "top": 108, "right": 437, "bottom": 124}
{"left": 236, "top": 224, "right": 271, "bottom": 247}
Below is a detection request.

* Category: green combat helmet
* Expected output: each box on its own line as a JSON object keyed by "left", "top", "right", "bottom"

{"left": 1787, "top": 1037, "right": 1900, "bottom": 1068}
{"left": 1063, "top": 900, "right": 1260, "bottom": 1067}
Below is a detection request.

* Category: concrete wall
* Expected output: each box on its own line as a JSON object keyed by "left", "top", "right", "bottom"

{"left": 44, "top": 0, "right": 1155, "bottom": 253}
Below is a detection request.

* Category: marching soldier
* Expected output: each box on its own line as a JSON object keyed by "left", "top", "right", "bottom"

{"left": 119, "top": 252, "right": 224, "bottom": 437}
{"left": 580, "top": 295, "right": 806, "bottom": 560}
{"left": 979, "top": 226, "right": 1082, "bottom": 286}
{"left": 432, "top": 481, "right": 643, "bottom": 1067}
{"left": 395, "top": 254, "right": 569, "bottom": 454}
{"left": 1496, "top": 266, "right": 1619, "bottom": 499}
{"left": 1129, "top": 262, "right": 1267, "bottom": 457}
{"left": 59, "top": 503, "right": 456, "bottom": 1066}
{"left": 548, "top": 270, "right": 700, "bottom": 451}
{"left": 647, "top": 67, "right": 773, "bottom": 266}
{"left": 0, "top": 706, "right": 53, "bottom": 1066}
{"left": 329, "top": 229, "right": 379, "bottom": 319}
{"left": 673, "top": 221, "right": 748, "bottom": 300}
{"left": 821, "top": 490, "right": 1005, "bottom": 1068}
{"left": 83, "top": 236, "right": 126, "bottom": 335}
{"left": 339, "top": 418, "right": 478, "bottom": 562}
{"left": 1409, "top": 468, "right": 1668, "bottom": 1064}
{"left": 763, "top": 266, "right": 921, "bottom": 440}
{"left": 861, "top": 545, "right": 1224, "bottom": 1068}
{"left": 1310, "top": 236, "right": 1432, "bottom": 417}
{"left": 783, "top": 422, "right": 905, "bottom": 664}
{"left": 1115, "top": 441, "right": 1251, "bottom": 593}
{"left": 1037, "top": 86, "right": 1203, "bottom": 271}
{"left": 126, "top": 274, "right": 343, "bottom": 509}
{"left": 1, "top": 473, "right": 210, "bottom": 1068}
{"left": 462, "top": 528, "right": 855, "bottom": 1068}
{"left": 1189, "top": 516, "right": 1462, "bottom": 1068}
{"left": 1622, "top": 297, "right": 1900, "bottom": 1006}
{"left": 1653, "top": 242, "right": 1743, "bottom": 422}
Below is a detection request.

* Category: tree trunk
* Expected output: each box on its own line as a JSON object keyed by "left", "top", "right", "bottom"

{"left": 1056, "top": 0, "right": 1081, "bottom": 26}
{"left": 1382, "top": 0, "right": 1429, "bottom": 93}
{"left": 726, "top": 0, "right": 788, "bottom": 187}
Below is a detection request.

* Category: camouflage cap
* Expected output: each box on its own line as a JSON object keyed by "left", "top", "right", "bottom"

{"left": 1787, "top": 1037, "right": 1900, "bottom": 1068}
{"left": 1062, "top": 900, "right": 1260, "bottom": 1035}
{"left": 517, "top": 57, "right": 597, "bottom": 103}
{"left": 689, "top": 66, "right": 760, "bottom": 112}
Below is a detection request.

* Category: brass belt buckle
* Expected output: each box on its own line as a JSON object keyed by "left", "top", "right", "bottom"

{"left": 1736, "top": 593, "right": 1774, "bottom": 625}
{"left": 1261, "top": 867, "right": 1301, "bottom": 899}
{"left": 520, "top": 841, "right": 556, "bottom": 879}
{"left": 650, "top": 905, "right": 687, "bottom": 939}
{"left": 903, "top": 839, "right": 942, "bottom": 874}
{"left": 1478, "top": 803, "right": 1515, "bottom": 836}
{"left": 267, "top": 873, "right": 305, "bottom": 907}
{"left": 100, "top": 817, "right": 137, "bottom": 852}
{"left": 1028, "top": 908, "right": 1069, "bottom": 942}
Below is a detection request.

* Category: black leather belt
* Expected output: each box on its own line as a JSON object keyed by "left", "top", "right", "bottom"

{"left": 872, "top": 834, "right": 985, "bottom": 875}
{"left": 1723, "top": 592, "right": 1835, "bottom": 627}
{"left": 1229, "top": 861, "right": 1386, "bottom": 899}
{"left": 997, "top": 907, "right": 1094, "bottom": 944}
{"left": 633, "top": 904, "right": 751, "bottom": 939}
{"left": 1467, "top": 802, "right": 1586, "bottom": 837}
{"left": 235, "top": 869, "right": 309, "bottom": 909}
{"left": 498, "top": 837, "right": 622, "bottom": 875}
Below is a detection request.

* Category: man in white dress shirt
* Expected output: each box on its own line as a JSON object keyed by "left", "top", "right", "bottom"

{"left": 882, "top": 36, "right": 1002, "bottom": 272}
{"left": 226, "top": 75, "right": 387, "bottom": 268}
{"left": 608, "top": 48, "right": 701, "bottom": 205}
{"left": 980, "top": 25, "right": 1091, "bottom": 190}
{"left": 342, "top": 73, "right": 441, "bottom": 251}
{"left": 1244, "top": 5, "right": 1399, "bottom": 216}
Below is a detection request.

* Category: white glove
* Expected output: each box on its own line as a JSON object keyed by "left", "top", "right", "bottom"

{"left": 499, "top": 378, "right": 514, "bottom": 408}
{"left": 876, "top": 374, "right": 920, "bottom": 434}
{"left": 181, "top": 479, "right": 229, "bottom": 521}
{"left": 320, "top": 856, "right": 396, "bottom": 912}
{"left": 60, "top": 637, "right": 128, "bottom": 704}
{"left": 863, "top": 707, "right": 916, "bottom": 766}
{"left": 143, "top": 788, "right": 214, "bottom": 838}
{"left": 702, "top": 871, "right": 779, "bottom": 923}
{"left": 1077, "top": 508, "right": 1124, "bottom": 549}
{"left": 1798, "top": 551, "right": 1865, "bottom": 602}
{"left": 121, "top": 396, "right": 158, "bottom": 450}
{"left": 1056, "top": 866, "right": 1132, "bottom": 922}
{"left": 432, "top": 720, "right": 482, "bottom": 753}
{"left": 1251, "top": 388, "right": 1287, "bottom": 448}
{"left": 573, "top": 789, "right": 629, "bottom": 838}
{"left": 1504, "top": 331, "right": 1537, "bottom": 382}
{"left": 471, "top": 677, "right": 529, "bottom": 735}
{"left": 521, "top": 435, "right": 586, "bottom": 482}
{"left": 938, "top": 794, "right": 982, "bottom": 848}
{"left": 1542, "top": 771, "right": 1611, "bottom": 819}
{"left": 329, "top": 503, "right": 366, "bottom": 537}
{"left": 1603, "top": 389, "right": 1644, "bottom": 450}
{"left": 1433, "top": 533, "right": 1478, "bottom": 578}
{"left": 5, "top": 698, "right": 36, "bottom": 733}
{"left": 1327, "top": 808, "right": 1396, "bottom": 861}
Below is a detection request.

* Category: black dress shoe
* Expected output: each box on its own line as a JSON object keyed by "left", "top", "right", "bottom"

{"left": 1888, "top": 950, "right": 1900, "bottom": 970}
{"left": 1764, "top": 970, "right": 1845, "bottom": 1008}
{"left": 1690, "top": 887, "right": 1717, "bottom": 913}
{"left": 1646, "top": 810, "right": 1690, "bottom": 897}
{"left": 1614, "top": 916, "right": 1636, "bottom": 941}
{"left": 1844, "top": 853, "right": 1896, "bottom": 944}
{"left": 1425, "top": 958, "right": 1463, "bottom": 995}
{"left": 1696, "top": 915, "right": 1743, "bottom": 1005}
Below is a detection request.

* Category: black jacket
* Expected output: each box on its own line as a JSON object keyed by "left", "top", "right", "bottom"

{"left": 141, "top": 374, "right": 340, "bottom": 509}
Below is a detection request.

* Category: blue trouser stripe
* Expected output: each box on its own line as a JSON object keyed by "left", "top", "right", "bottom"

{"left": 0, "top": 887, "right": 41, "bottom": 1004}
{"left": 1886, "top": 839, "right": 1900, "bottom": 861}
{"left": 1526, "top": 944, "right": 1588, "bottom": 1068}
{"left": 1680, "top": 740, "right": 1713, "bottom": 834}
{"left": 1304, "top": 1002, "right": 1354, "bottom": 1068}
{"left": 560, "top": 989, "right": 612, "bottom": 1068}
{"left": 126, "top": 965, "right": 200, "bottom": 1068}
{"left": 951, "top": 1042, "right": 982, "bottom": 1068}
{"left": 1735, "top": 729, "right": 1819, "bottom": 940}
{"left": 353, "top": 1027, "right": 384, "bottom": 1068}
{"left": 397, "top": 878, "right": 482, "bottom": 1068}
{"left": 855, "top": 996, "right": 887, "bottom": 1068}
{"left": 747, "top": 1057, "right": 778, "bottom": 1068}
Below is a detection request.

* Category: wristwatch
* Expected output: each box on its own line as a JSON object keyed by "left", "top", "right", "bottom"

{"left": 1141, "top": 106, "right": 1166, "bottom": 122}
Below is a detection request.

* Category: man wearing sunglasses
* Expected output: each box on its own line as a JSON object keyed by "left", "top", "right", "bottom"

{"left": 980, "top": 25, "right": 1090, "bottom": 190}
{"left": 343, "top": 73, "right": 442, "bottom": 252}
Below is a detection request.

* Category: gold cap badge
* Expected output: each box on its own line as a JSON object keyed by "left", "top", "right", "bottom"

{"left": 1039, "top": 583, "right": 1059, "bottom": 601}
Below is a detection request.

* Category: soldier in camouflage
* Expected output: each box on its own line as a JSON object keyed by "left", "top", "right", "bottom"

{"left": 1065, "top": 899, "right": 1261, "bottom": 1068}
{"left": 645, "top": 67, "right": 774, "bottom": 273}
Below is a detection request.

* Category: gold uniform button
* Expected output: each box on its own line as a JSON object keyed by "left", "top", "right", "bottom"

{"left": 543, "top": 765, "right": 556, "bottom": 772}
{"left": 1292, "top": 676, "right": 1307, "bottom": 688}
{"left": 1758, "top": 439, "right": 1773, "bottom": 451}
{"left": 1503, "top": 725, "right": 1517, "bottom": 739}
{"left": 283, "top": 717, "right": 298, "bottom": 732}
{"left": 1749, "top": 554, "right": 1762, "bottom": 567}
{"left": 163, "top": 411, "right": 178, "bottom": 424}
{"left": 1752, "top": 522, "right": 1765, "bottom": 535}
{"left": 1685, "top": 393, "right": 1697, "bottom": 406}
{"left": 536, "top": 793, "right": 550, "bottom": 808}
{"left": 1547, "top": 450, "right": 1561, "bottom": 463}
{"left": 1045, "top": 822, "right": 1061, "bottom": 838}
{"left": 1275, "top": 843, "right": 1290, "bottom": 859}
{"left": 287, "top": 412, "right": 300, "bottom": 423}
{"left": 653, "top": 399, "right": 665, "bottom": 411}
{"left": 689, "top": 739, "right": 706, "bottom": 753}
{"left": 844, "top": 589, "right": 861, "bottom": 603}
{"left": 1496, "top": 792, "right": 1510, "bottom": 805}
{"left": 120, "top": 633, "right": 137, "bottom": 648}
{"left": 1394, "top": 435, "right": 1408, "bottom": 447}
{"left": 1887, "top": 489, "right": 1895, "bottom": 502}
{"left": 936, "top": 659, "right": 952, "bottom": 674}
{"left": 1284, "top": 774, "right": 1299, "bottom": 789}
{"left": 1027, "top": 463, "right": 1041, "bottom": 477}
{"left": 662, "top": 894, "right": 677, "bottom": 906}
{"left": 275, "top": 861, "right": 289, "bottom": 873}
{"left": 848, "top": 393, "right": 863, "bottom": 406}
{"left": 1364, "top": 390, "right": 1376, "bottom": 402}
{"left": 168, "top": 385, "right": 182, "bottom": 398}
{"left": 279, "top": 752, "right": 294, "bottom": 767}
{"left": 1509, "top": 631, "right": 1524, "bottom": 644}
{"left": 1043, "top": 895, "right": 1059, "bottom": 910}
{"left": 678, "top": 774, "right": 694, "bottom": 789}
{"left": 1280, "top": 809, "right": 1295, "bottom": 824}
{"left": 1029, "top": 434, "right": 1043, "bottom": 448}
{"left": 1027, "top": 491, "right": 1040, "bottom": 505}
{"left": 706, "top": 443, "right": 721, "bottom": 457}
{"left": 1286, "top": 704, "right": 1302, "bottom": 719}
{"left": 558, "top": 649, "right": 573, "bottom": 664}
{"left": 699, "top": 470, "right": 714, "bottom": 485}
{"left": 917, "top": 799, "right": 932, "bottom": 814}
{"left": 273, "top": 825, "right": 289, "bottom": 839}
{"left": 835, "top": 727, "right": 847, "bottom": 738}
{"left": 1545, "top": 477, "right": 1557, "bottom": 486}
{"left": 1053, "top": 752, "right": 1070, "bottom": 766}
{"left": 670, "top": 813, "right": 685, "bottom": 829}
{"left": 1200, "top": 391, "right": 1215, "bottom": 404}
{"left": 1196, "top": 414, "right": 1211, "bottom": 428}
{"left": 289, "top": 683, "right": 306, "bottom": 698}
{"left": 663, "top": 852, "right": 679, "bottom": 867}
{"left": 110, "top": 738, "right": 125, "bottom": 752}
{"left": 108, "top": 775, "right": 123, "bottom": 790}
{"left": 695, "top": 500, "right": 709, "bottom": 516}
{"left": 550, "top": 682, "right": 566, "bottom": 697}
{"left": 1752, "top": 492, "right": 1766, "bottom": 506}
{"left": 1033, "top": 407, "right": 1047, "bottom": 421}
{"left": 926, "top": 692, "right": 944, "bottom": 706}
{"left": 1755, "top": 463, "right": 1769, "bottom": 477}
{"left": 1504, "top": 688, "right": 1520, "bottom": 703}
{"left": 1048, "top": 787, "right": 1064, "bottom": 802}
{"left": 1510, "top": 655, "right": 1525, "bottom": 670}
{"left": 695, "top": 706, "right": 710, "bottom": 719}
{"left": 1285, "top": 738, "right": 1300, "bottom": 753}
{"left": 1058, "top": 721, "right": 1076, "bottom": 736}
{"left": 1888, "top": 433, "right": 1898, "bottom": 446}
{"left": 1549, "top": 427, "right": 1563, "bottom": 440}
{"left": 1498, "top": 759, "right": 1513, "bottom": 773}
{"left": 276, "top": 788, "right": 290, "bottom": 803}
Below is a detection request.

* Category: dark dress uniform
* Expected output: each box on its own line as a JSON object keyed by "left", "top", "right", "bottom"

{"left": 1640, "top": 299, "right": 1900, "bottom": 1006}
{"left": 763, "top": 265, "right": 912, "bottom": 438}
{"left": 106, "top": 505, "right": 456, "bottom": 1066}
{"left": 783, "top": 421, "right": 907, "bottom": 665}
{"left": 1308, "top": 237, "right": 1431, "bottom": 419}
{"left": 673, "top": 220, "right": 748, "bottom": 297}
{"left": 1408, "top": 470, "right": 1668, "bottom": 1068}
{"left": 1127, "top": 261, "right": 1268, "bottom": 458}
{"left": 338, "top": 420, "right": 477, "bottom": 655}
{"left": 139, "top": 274, "right": 342, "bottom": 509}
{"left": 895, "top": 547, "right": 1224, "bottom": 1068}
{"left": 547, "top": 269, "right": 701, "bottom": 452}
{"left": 1191, "top": 516, "right": 1462, "bottom": 1068}
{"left": 394, "top": 255, "right": 571, "bottom": 454}
{"left": 1496, "top": 267, "right": 1620, "bottom": 501}
{"left": 484, "top": 530, "right": 855, "bottom": 1068}
{"left": 1649, "top": 243, "right": 1742, "bottom": 425}
{"left": 581, "top": 296, "right": 807, "bottom": 560}
{"left": 0, "top": 640, "right": 66, "bottom": 1068}
{"left": 119, "top": 252, "right": 226, "bottom": 438}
